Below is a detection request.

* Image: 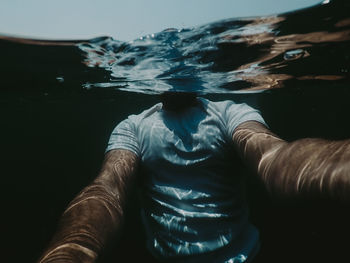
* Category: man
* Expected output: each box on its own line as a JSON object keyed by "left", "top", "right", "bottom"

{"left": 38, "top": 92, "right": 350, "bottom": 263}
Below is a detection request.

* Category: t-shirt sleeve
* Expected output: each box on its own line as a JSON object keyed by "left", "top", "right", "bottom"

{"left": 224, "top": 102, "right": 267, "bottom": 138}
{"left": 105, "top": 117, "right": 140, "bottom": 156}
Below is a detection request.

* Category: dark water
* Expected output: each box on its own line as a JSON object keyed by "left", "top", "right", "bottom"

{"left": 1, "top": 0, "right": 350, "bottom": 262}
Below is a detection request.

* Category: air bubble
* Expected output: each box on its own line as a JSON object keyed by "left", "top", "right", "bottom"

{"left": 56, "top": 76, "right": 64, "bottom": 83}
{"left": 283, "top": 49, "right": 306, "bottom": 60}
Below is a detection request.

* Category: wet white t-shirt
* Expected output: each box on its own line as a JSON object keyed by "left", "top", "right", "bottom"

{"left": 106, "top": 98, "right": 266, "bottom": 263}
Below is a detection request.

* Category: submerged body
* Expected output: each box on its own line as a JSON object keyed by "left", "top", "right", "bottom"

{"left": 38, "top": 96, "right": 350, "bottom": 263}
{"left": 106, "top": 98, "right": 266, "bottom": 262}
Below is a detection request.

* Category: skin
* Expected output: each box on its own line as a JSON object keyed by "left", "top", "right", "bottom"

{"left": 233, "top": 121, "right": 350, "bottom": 201}
{"left": 38, "top": 149, "right": 139, "bottom": 263}
{"left": 38, "top": 120, "right": 350, "bottom": 262}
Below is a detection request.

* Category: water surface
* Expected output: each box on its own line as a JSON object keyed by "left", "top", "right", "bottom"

{"left": 0, "top": 1, "right": 349, "bottom": 262}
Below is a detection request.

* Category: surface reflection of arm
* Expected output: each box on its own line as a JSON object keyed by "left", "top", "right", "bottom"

{"left": 38, "top": 149, "right": 139, "bottom": 263}
{"left": 232, "top": 121, "right": 350, "bottom": 201}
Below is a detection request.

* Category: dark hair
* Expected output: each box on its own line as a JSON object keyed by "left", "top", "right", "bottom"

{"left": 160, "top": 92, "right": 198, "bottom": 112}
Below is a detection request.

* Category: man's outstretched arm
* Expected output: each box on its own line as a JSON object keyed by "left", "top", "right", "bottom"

{"left": 232, "top": 121, "right": 350, "bottom": 201}
{"left": 38, "top": 149, "right": 139, "bottom": 263}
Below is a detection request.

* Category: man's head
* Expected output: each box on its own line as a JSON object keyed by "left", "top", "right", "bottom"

{"left": 160, "top": 92, "right": 198, "bottom": 112}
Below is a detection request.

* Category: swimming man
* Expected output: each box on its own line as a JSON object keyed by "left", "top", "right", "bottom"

{"left": 38, "top": 92, "right": 350, "bottom": 263}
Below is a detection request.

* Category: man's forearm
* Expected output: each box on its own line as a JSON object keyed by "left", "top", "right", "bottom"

{"left": 38, "top": 150, "right": 139, "bottom": 263}
{"left": 259, "top": 138, "right": 350, "bottom": 200}
{"left": 233, "top": 121, "right": 350, "bottom": 201}
{"left": 38, "top": 183, "right": 121, "bottom": 263}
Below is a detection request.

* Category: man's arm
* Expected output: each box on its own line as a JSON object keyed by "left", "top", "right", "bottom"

{"left": 38, "top": 149, "right": 139, "bottom": 263}
{"left": 232, "top": 121, "right": 350, "bottom": 201}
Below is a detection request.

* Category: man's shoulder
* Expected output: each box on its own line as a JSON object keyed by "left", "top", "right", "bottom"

{"left": 127, "top": 103, "right": 163, "bottom": 122}
{"left": 199, "top": 98, "right": 265, "bottom": 132}
{"left": 199, "top": 98, "right": 247, "bottom": 114}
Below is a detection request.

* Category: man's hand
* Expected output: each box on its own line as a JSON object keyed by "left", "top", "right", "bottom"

{"left": 38, "top": 149, "right": 139, "bottom": 263}
{"left": 233, "top": 121, "right": 350, "bottom": 201}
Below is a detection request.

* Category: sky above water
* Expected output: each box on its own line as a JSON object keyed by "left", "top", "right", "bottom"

{"left": 0, "top": 0, "right": 324, "bottom": 41}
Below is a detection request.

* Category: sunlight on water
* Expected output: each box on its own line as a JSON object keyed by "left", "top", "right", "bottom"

{"left": 74, "top": 0, "right": 349, "bottom": 95}
{"left": 0, "top": 0, "right": 348, "bottom": 96}
{"left": 0, "top": 2, "right": 350, "bottom": 263}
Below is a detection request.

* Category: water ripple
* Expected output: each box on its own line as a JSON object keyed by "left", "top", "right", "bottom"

{"left": 76, "top": 0, "right": 349, "bottom": 95}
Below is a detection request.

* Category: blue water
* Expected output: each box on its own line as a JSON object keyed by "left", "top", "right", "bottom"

{"left": 1, "top": 0, "right": 348, "bottom": 97}
{"left": 75, "top": 0, "right": 349, "bottom": 95}
{"left": 0, "top": 0, "right": 350, "bottom": 262}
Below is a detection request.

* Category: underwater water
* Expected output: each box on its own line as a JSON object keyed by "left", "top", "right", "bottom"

{"left": 0, "top": 0, "right": 350, "bottom": 262}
